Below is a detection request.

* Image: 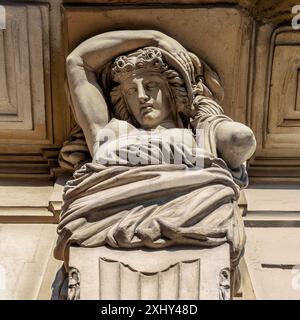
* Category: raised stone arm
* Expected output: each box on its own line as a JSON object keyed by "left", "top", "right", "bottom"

{"left": 55, "top": 31, "right": 254, "bottom": 299}
{"left": 66, "top": 29, "right": 256, "bottom": 170}
{"left": 66, "top": 30, "right": 194, "bottom": 156}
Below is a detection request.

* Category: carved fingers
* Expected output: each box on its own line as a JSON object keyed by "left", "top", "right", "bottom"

{"left": 156, "top": 35, "right": 195, "bottom": 82}
{"left": 174, "top": 51, "right": 195, "bottom": 83}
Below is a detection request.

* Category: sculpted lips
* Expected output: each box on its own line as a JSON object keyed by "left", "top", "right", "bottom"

{"left": 140, "top": 104, "right": 154, "bottom": 116}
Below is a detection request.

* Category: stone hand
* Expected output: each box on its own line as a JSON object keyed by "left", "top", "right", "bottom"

{"left": 155, "top": 32, "right": 195, "bottom": 82}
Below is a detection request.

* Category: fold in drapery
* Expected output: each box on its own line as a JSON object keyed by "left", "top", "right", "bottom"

{"left": 54, "top": 115, "right": 247, "bottom": 271}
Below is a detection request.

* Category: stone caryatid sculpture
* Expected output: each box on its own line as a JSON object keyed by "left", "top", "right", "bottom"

{"left": 53, "top": 30, "right": 256, "bottom": 299}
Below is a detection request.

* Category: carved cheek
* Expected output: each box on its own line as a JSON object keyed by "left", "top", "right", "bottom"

{"left": 125, "top": 96, "right": 139, "bottom": 119}
{"left": 153, "top": 89, "right": 163, "bottom": 108}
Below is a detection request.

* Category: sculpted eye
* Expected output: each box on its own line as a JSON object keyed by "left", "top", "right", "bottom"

{"left": 146, "top": 81, "right": 158, "bottom": 90}
{"left": 126, "top": 87, "right": 137, "bottom": 95}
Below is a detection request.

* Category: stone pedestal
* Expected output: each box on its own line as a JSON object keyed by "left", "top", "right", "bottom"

{"left": 68, "top": 244, "right": 231, "bottom": 300}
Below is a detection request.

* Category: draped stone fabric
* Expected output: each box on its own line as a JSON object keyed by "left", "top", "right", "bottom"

{"left": 53, "top": 32, "right": 255, "bottom": 298}
{"left": 58, "top": 125, "right": 91, "bottom": 171}
{"left": 54, "top": 109, "right": 247, "bottom": 270}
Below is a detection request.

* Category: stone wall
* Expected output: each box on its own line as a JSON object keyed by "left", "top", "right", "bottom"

{"left": 0, "top": 0, "right": 299, "bottom": 300}
{"left": 0, "top": 0, "right": 299, "bottom": 181}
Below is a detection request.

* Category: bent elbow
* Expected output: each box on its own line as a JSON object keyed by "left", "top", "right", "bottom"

{"left": 231, "top": 126, "right": 256, "bottom": 150}
{"left": 66, "top": 53, "right": 83, "bottom": 70}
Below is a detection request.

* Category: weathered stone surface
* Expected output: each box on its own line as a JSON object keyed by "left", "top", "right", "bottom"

{"left": 0, "top": 224, "right": 57, "bottom": 300}
{"left": 245, "top": 185, "right": 300, "bottom": 213}
{"left": 248, "top": 24, "right": 300, "bottom": 180}
{"left": 0, "top": 1, "right": 70, "bottom": 179}
{"left": 51, "top": 25, "right": 259, "bottom": 301}
{"left": 0, "top": 179, "right": 57, "bottom": 223}
{"left": 0, "top": 0, "right": 298, "bottom": 302}
{"left": 0, "top": 0, "right": 298, "bottom": 180}
{"left": 244, "top": 227, "right": 300, "bottom": 299}
{"left": 68, "top": 244, "right": 230, "bottom": 300}
{"left": 63, "top": 6, "right": 252, "bottom": 124}
{"left": 61, "top": 0, "right": 296, "bottom": 25}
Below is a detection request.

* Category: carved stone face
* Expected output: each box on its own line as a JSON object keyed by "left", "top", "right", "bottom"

{"left": 121, "top": 73, "right": 172, "bottom": 129}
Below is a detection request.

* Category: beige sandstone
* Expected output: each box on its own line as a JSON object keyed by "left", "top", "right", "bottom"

{"left": 0, "top": 0, "right": 299, "bottom": 301}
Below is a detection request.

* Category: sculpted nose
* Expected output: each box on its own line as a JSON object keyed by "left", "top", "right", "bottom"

{"left": 137, "top": 84, "right": 149, "bottom": 104}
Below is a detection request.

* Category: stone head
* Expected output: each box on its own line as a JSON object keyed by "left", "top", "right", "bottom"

{"left": 110, "top": 48, "right": 189, "bottom": 129}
